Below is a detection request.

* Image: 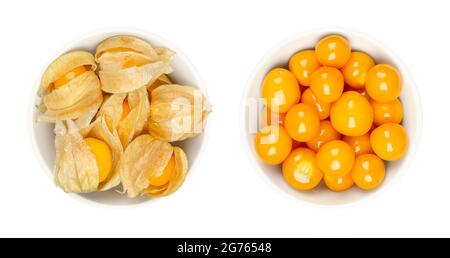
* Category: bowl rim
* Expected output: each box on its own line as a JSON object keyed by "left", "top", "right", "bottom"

{"left": 28, "top": 27, "right": 211, "bottom": 208}
{"left": 240, "top": 27, "right": 423, "bottom": 207}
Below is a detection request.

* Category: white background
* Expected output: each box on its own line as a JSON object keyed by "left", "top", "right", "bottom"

{"left": 0, "top": 0, "right": 448, "bottom": 237}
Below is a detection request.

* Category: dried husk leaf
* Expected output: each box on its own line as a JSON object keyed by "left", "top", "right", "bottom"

{"left": 37, "top": 51, "right": 102, "bottom": 122}
{"left": 39, "top": 51, "right": 97, "bottom": 97}
{"left": 96, "top": 87, "right": 150, "bottom": 147}
{"left": 53, "top": 120, "right": 99, "bottom": 193}
{"left": 95, "top": 35, "right": 174, "bottom": 93}
{"left": 118, "top": 135, "right": 173, "bottom": 198}
{"left": 95, "top": 93, "right": 127, "bottom": 129}
{"left": 155, "top": 47, "right": 175, "bottom": 61}
{"left": 74, "top": 104, "right": 101, "bottom": 131}
{"left": 53, "top": 116, "right": 123, "bottom": 193}
{"left": 96, "top": 51, "right": 153, "bottom": 71}
{"left": 43, "top": 71, "right": 100, "bottom": 110}
{"left": 147, "top": 74, "right": 172, "bottom": 93}
{"left": 95, "top": 35, "right": 160, "bottom": 61}
{"left": 85, "top": 116, "right": 123, "bottom": 191}
{"left": 118, "top": 87, "right": 150, "bottom": 146}
{"left": 143, "top": 147, "right": 188, "bottom": 197}
{"left": 38, "top": 88, "right": 103, "bottom": 123}
{"left": 148, "top": 84, "right": 211, "bottom": 142}
{"left": 98, "top": 60, "right": 172, "bottom": 94}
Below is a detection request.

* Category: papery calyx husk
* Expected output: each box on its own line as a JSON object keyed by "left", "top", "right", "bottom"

{"left": 95, "top": 35, "right": 174, "bottom": 94}
{"left": 118, "top": 134, "right": 188, "bottom": 198}
{"left": 53, "top": 117, "right": 123, "bottom": 193}
{"left": 96, "top": 86, "right": 150, "bottom": 147}
{"left": 38, "top": 51, "right": 102, "bottom": 122}
{"left": 147, "top": 74, "right": 172, "bottom": 93}
{"left": 148, "top": 84, "right": 211, "bottom": 142}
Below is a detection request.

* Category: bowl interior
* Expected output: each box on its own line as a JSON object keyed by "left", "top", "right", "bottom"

{"left": 243, "top": 29, "right": 421, "bottom": 206}
{"left": 30, "top": 29, "right": 207, "bottom": 206}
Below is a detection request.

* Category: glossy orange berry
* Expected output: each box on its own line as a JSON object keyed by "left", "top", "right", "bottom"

{"left": 282, "top": 148, "right": 323, "bottom": 190}
{"left": 341, "top": 51, "right": 375, "bottom": 89}
{"left": 351, "top": 154, "right": 385, "bottom": 190}
{"left": 366, "top": 64, "right": 402, "bottom": 102}
{"left": 284, "top": 103, "right": 320, "bottom": 142}
{"left": 316, "top": 140, "right": 355, "bottom": 177}
{"left": 343, "top": 133, "right": 373, "bottom": 155}
{"left": 254, "top": 125, "right": 292, "bottom": 165}
{"left": 301, "top": 88, "right": 331, "bottom": 120}
{"left": 261, "top": 106, "right": 286, "bottom": 127}
{"left": 324, "top": 172, "right": 354, "bottom": 192}
{"left": 370, "top": 98, "right": 403, "bottom": 125}
{"left": 262, "top": 68, "right": 301, "bottom": 113}
{"left": 310, "top": 67, "right": 344, "bottom": 103}
{"left": 306, "top": 120, "right": 341, "bottom": 151}
{"left": 315, "top": 35, "right": 351, "bottom": 68}
{"left": 288, "top": 50, "right": 321, "bottom": 86}
{"left": 370, "top": 123, "right": 408, "bottom": 161}
{"left": 84, "top": 137, "right": 112, "bottom": 183}
{"left": 330, "top": 91, "right": 374, "bottom": 136}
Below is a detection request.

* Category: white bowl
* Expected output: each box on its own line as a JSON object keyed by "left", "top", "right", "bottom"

{"left": 242, "top": 28, "right": 422, "bottom": 206}
{"left": 29, "top": 28, "right": 209, "bottom": 206}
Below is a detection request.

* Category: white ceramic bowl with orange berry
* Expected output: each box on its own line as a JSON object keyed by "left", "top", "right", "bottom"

{"left": 242, "top": 28, "right": 422, "bottom": 206}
